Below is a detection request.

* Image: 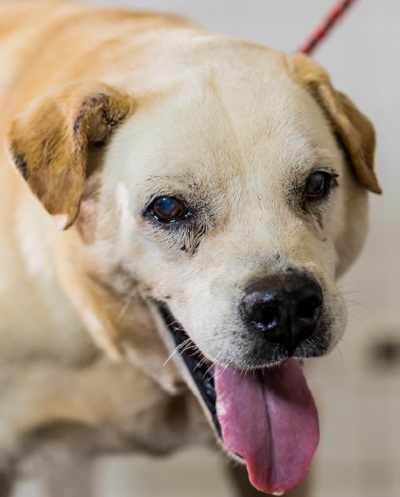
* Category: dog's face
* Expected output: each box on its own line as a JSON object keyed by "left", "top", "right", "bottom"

{"left": 99, "top": 78, "right": 351, "bottom": 367}
{"left": 7, "top": 46, "right": 380, "bottom": 495}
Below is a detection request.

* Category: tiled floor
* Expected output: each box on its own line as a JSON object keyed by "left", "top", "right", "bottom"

{"left": 311, "top": 380, "right": 400, "bottom": 497}
{"left": 13, "top": 449, "right": 233, "bottom": 497}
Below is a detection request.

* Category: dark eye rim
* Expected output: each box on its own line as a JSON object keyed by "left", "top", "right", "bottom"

{"left": 146, "top": 195, "right": 192, "bottom": 224}
{"left": 304, "top": 170, "right": 338, "bottom": 201}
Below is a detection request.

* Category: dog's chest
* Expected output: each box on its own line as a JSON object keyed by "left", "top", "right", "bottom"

{"left": 0, "top": 175, "right": 94, "bottom": 365}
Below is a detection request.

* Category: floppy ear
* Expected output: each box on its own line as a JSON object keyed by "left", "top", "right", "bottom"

{"left": 7, "top": 81, "right": 136, "bottom": 229}
{"left": 288, "top": 54, "right": 381, "bottom": 194}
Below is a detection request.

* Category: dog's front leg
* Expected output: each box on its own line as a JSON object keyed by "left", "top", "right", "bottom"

{"left": 226, "top": 462, "right": 312, "bottom": 497}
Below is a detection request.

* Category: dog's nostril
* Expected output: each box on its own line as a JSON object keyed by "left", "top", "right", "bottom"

{"left": 251, "top": 304, "right": 279, "bottom": 329}
{"left": 297, "top": 296, "right": 322, "bottom": 319}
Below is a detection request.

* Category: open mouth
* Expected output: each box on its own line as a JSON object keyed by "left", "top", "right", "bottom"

{"left": 157, "top": 303, "right": 221, "bottom": 436}
{"left": 156, "top": 302, "right": 320, "bottom": 496}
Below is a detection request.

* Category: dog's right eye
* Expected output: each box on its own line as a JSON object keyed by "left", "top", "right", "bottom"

{"left": 148, "top": 196, "right": 191, "bottom": 224}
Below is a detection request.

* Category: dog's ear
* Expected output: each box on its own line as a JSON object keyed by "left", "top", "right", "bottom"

{"left": 288, "top": 54, "right": 381, "bottom": 194}
{"left": 7, "top": 81, "right": 136, "bottom": 229}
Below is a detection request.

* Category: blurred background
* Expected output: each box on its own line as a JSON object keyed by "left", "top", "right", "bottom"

{"left": 14, "top": 0, "right": 400, "bottom": 496}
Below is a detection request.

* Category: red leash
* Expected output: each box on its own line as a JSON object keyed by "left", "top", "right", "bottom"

{"left": 297, "top": 0, "right": 357, "bottom": 55}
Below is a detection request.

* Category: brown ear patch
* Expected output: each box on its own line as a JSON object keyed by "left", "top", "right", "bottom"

{"left": 7, "top": 81, "right": 136, "bottom": 229}
{"left": 73, "top": 92, "right": 130, "bottom": 145}
{"left": 288, "top": 54, "right": 381, "bottom": 194}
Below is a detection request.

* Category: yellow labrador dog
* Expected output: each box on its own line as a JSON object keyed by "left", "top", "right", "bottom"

{"left": 0, "top": 1, "right": 380, "bottom": 496}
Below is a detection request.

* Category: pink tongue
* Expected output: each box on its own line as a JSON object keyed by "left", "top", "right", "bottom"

{"left": 215, "top": 359, "right": 319, "bottom": 495}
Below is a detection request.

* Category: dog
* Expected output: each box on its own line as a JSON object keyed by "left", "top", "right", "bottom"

{"left": 0, "top": 1, "right": 381, "bottom": 496}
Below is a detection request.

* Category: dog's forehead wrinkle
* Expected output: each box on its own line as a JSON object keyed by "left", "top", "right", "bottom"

{"left": 201, "top": 76, "right": 329, "bottom": 152}
{"left": 202, "top": 70, "right": 254, "bottom": 167}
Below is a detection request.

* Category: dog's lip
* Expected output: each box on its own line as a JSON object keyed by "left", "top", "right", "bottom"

{"left": 154, "top": 302, "right": 304, "bottom": 440}
{"left": 156, "top": 302, "right": 222, "bottom": 437}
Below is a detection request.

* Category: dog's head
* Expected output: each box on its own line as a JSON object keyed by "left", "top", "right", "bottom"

{"left": 7, "top": 46, "right": 380, "bottom": 494}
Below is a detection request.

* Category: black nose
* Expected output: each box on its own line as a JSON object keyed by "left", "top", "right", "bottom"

{"left": 240, "top": 273, "right": 323, "bottom": 355}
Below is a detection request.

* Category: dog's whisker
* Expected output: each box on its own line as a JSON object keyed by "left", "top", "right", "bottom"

{"left": 182, "top": 343, "right": 197, "bottom": 352}
{"left": 163, "top": 338, "right": 192, "bottom": 367}
{"left": 337, "top": 279, "right": 376, "bottom": 290}
{"left": 205, "top": 353, "right": 224, "bottom": 380}
{"left": 194, "top": 355, "right": 209, "bottom": 371}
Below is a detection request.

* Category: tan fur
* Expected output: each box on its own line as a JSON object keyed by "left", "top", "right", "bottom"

{"left": 0, "top": 1, "right": 379, "bottom": 495}
{"left": 288, "top": 54, "right": 381, "bottom": 194}
{"left": 8, "top": 81, "right": 136, "bottom": 229}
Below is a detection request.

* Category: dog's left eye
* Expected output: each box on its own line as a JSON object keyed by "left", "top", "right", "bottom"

{"left": 304, "top": 171, "right": 334, "bottom": 200}
{"left": 148, "top": 196, "right": 191, "bottom": 223}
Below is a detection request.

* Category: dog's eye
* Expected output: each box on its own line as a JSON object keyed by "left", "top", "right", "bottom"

{"left": 304, "top": 171, "right": 333, "bottom": 200}
{"left": 148, "top": 196, "right": 191, "bottom": 223}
